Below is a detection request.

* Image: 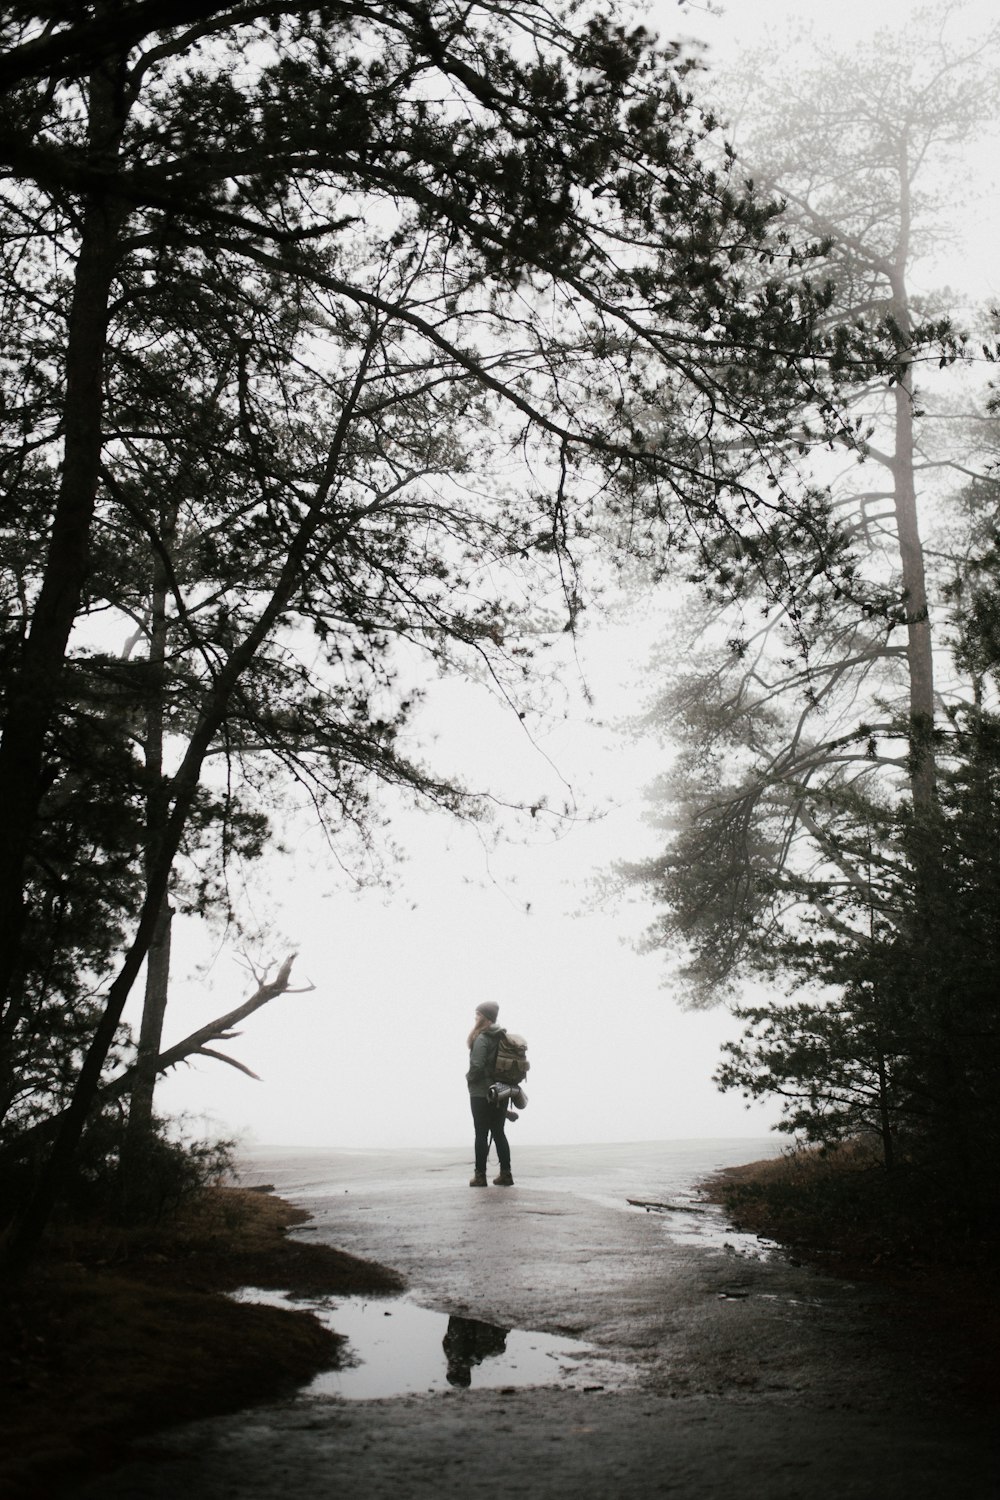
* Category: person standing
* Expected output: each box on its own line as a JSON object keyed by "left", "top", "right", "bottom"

{"left": 466, "top": 1001, "right": 513, "bottom": 1187}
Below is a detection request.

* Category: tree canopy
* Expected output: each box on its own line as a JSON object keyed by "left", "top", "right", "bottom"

{"left": 0, "top": 0, "right": 837, "bottom": 1262}
{"left": 620, "top": 9, "right": 1000, "bottom": 1002}
{"left": 616, "top": 9, "right": 1000, "bottom": 1219}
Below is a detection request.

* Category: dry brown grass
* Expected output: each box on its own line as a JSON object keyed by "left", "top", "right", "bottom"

{"left": 703, "top": 1138, "right": 995, "bottom": 1269}
{"left": 703, "top": 1139, "right": 890, "bottom": 1261}
{"left": 0, "top": 1187, "right": 404, "bottom": 1499}
{"left": 703, "top": 1142, "right": 1000, "bottom": 1408}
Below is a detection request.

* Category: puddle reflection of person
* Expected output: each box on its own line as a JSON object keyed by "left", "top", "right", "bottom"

{"left": 466, "top": 1001, "right": 514, "bottom": 1187}
{"left": 443, "top": 1315, "right": 510, "bottom": 1387}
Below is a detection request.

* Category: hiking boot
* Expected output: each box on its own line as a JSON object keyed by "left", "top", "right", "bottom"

{"left": 469, "top": 1172, "right": 488, "bottom": 1187}
{"left": 493, "top": 1170, "right": 514, "bottom": 1186}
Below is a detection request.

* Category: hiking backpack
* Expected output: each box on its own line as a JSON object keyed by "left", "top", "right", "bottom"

{"left": 490, "top": 1028, "right": 530, "bottom": 1086}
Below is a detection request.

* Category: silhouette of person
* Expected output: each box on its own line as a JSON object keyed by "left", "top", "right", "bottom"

{"left": 442, "top": 1314, "right": 510, "bottom": 1387}
{"left": 466, "top": 1001, "right": 514, "bottom": 1186}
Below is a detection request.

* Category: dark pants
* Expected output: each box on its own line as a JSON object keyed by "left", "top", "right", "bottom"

{"left": 470, "top": 1095, "right": 510, "bottom": 1174}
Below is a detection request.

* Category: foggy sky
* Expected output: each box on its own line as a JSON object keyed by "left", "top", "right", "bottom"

{"left": 146, "top": 0, "right": 998, "bottom": 1154}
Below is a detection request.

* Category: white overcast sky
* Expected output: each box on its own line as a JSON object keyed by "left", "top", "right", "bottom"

{"left": 145, "top": 0, "right": 999, "bottom": 1153}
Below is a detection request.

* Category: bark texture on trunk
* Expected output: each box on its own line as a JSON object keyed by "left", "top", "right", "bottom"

{"left": 123, "top": 502, "right": 176, "bottom": 1178}
{"left": 892, "top": 366, "right": 936, "bottom": 813}
{"left": 0, "top": 54, "right": 128, "bottom": 1025}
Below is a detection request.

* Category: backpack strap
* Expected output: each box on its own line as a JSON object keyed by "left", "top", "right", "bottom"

{"left": 486, "top": 1028, "right": 504, "bottom": 1081}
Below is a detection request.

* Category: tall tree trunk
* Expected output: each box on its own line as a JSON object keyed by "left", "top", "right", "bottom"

{"left": 121, "top": 898, "right": 173, "bottom": 1187}
{"left": 0, "top": 52, "right": 127, "bottom": 1031}
{"left": 122, "top": 504, "right": 176, "bottom": 1190}
{"left": 889, "top": 147, "right": 936, "bottom": 814}
{"left": 892, "top": 362, "right": 936, "bottom": 811}
{"left": 876, "top": 1048, "right": 895, "bottom": 1171}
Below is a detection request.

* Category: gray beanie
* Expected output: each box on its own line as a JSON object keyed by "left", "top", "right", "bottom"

{"left": 476, "top": 1001, "right": 500, "bottom": 1022}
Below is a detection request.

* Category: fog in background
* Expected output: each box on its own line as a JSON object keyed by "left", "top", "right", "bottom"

{"left": 144, "top": 0, "right": 999, "bottom": 1153}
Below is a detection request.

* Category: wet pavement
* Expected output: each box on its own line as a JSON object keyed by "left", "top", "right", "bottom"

{"left": 71, "top": 1141, "right": 999, "bottom": 1499}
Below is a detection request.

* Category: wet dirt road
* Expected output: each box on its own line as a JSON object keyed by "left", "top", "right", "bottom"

{"left": 73, "top": 1143, "right": 998, "bottom": 1499}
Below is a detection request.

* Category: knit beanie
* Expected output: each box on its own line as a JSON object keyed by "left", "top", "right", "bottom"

{"left": 476, "top": 1001, "right": 500, "bottom": 1022}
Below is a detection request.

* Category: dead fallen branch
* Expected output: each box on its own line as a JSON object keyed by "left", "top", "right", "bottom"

{"left": 627, "top": 1198, "right": 708, "bottom": 1214}
{"left": 6, "top": 956, "right": 314, "bottom": 1159}
{"left": 104, "top": 953, "right": 313, "bottom": 1096}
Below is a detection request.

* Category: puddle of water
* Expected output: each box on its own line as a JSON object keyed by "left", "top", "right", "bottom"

{"left": 234, "top": 1291, "right": 631, "bottom": 1400}
{"left": 626, "top": 1196, "right": 781, "bottom": 1260}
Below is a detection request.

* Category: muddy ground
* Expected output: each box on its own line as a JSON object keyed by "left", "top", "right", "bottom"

{"left": 70, "top": 1145, "right": 998, "bottom": 1499}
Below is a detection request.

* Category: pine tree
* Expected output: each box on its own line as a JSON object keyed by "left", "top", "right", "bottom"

{"left": 0, "top": 1, "right": 822, "bottom": 1264}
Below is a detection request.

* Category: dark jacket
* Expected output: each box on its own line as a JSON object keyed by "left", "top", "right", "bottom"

{"left": 466, "top": 1024, "right": 502, "bottom": 1098}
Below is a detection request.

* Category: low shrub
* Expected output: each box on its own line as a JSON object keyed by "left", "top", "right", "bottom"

{"left": 708, "top": 1138, "right": 998, "bottom": 1269}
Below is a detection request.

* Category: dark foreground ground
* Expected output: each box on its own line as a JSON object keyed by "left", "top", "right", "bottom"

{"left": 0, "top": 1189, "right": 401, "bottom": 1499}
{"left": 51, "top": 1144, "right": 1000, "bottom": 1500}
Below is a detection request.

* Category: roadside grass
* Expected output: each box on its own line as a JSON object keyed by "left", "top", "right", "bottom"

{"left": 704, "top": 1139, "right": 996, "bottom": 1269}
{"left": 704, "top": 1140, "right": 1000, "bottom": 1407}
{"left": 0, "top": 1187, "right": 404, "bottom": 1499}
